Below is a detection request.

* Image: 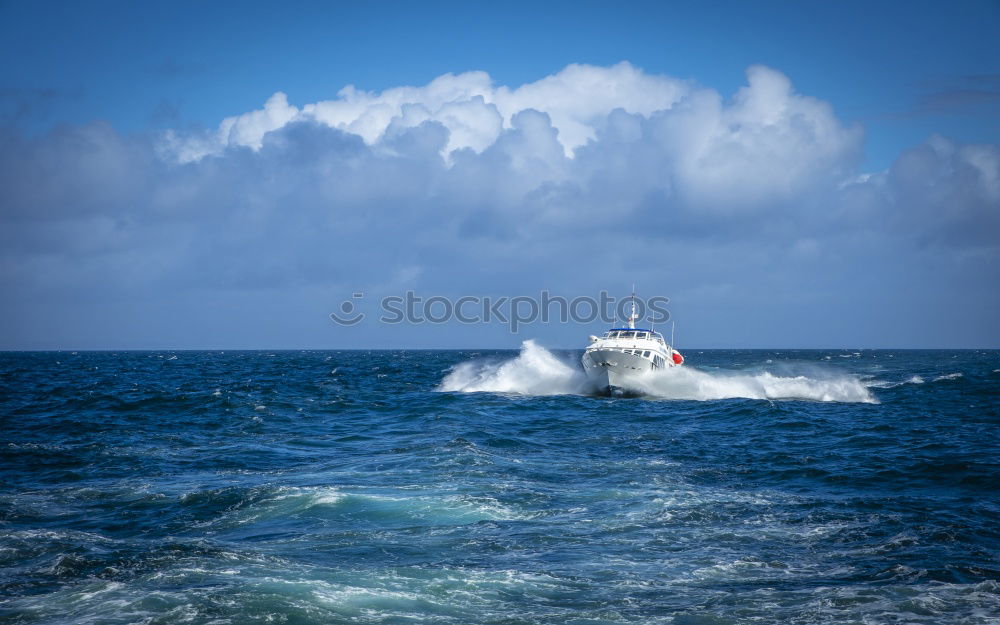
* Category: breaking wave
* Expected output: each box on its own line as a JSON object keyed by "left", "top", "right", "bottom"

{"left": 438, "top": 341, "right": 876, "bottom": 403}
{"left": 438, "top": 340, "right": 590, "bottom": 395}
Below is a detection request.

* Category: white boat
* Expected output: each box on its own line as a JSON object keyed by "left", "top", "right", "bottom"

{"left": 582, "top": 293, "right": 683, "bottom": 395}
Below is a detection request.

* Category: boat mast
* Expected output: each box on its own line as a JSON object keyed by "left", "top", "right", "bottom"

{"left": 628, "top": 285, "right": 637, "bottom": 330}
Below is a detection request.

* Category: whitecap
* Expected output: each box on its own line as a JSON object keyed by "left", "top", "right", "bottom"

{"left": 934, "top": 372, "right": 963, "bottom": 381}
{"left": 869, "top": 375, "right": 924, "bottom": 389}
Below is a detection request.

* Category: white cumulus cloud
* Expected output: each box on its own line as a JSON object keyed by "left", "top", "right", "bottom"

{"left": 161, "top": 62, "right": 863, "bottom": 215}
{"left": 165, "top": 62, "right": 691, "bottom": 161}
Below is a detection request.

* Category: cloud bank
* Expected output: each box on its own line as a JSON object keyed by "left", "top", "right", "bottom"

{"left": 1, "top": 63, "right": 997, "bottom": 348}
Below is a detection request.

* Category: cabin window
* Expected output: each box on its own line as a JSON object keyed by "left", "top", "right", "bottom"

{"left": 643, "top": 351, "right": 650, "bottom": 357}
{"left": 637, "top": 332, "right": 648, "bottom": 339}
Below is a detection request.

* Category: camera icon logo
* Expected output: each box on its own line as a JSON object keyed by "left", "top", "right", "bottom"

{"left": 329, "top": 292, "right": 365, "bottom": 326}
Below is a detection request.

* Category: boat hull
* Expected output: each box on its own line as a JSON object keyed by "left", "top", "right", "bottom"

{"left": 582, "top": 349, "right": 658, "bottom": 395}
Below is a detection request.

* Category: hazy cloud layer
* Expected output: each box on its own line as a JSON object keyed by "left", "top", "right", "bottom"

{"left": 915, "top": 74, "right": 1000, "bottom": 116}
{"left": 1, "top": 63, "right": 997, "bottom": 348}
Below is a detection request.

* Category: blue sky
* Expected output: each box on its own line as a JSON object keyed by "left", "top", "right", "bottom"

{"left": 4, "top": 0, "right": 997, "bottom": 168}
{"left": 1, "top": 0, "right": 998, "bottom": 348}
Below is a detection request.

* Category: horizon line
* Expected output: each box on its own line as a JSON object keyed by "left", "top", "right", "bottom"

{"left": 2, "top": 347, "right": 998, "bottom": 353}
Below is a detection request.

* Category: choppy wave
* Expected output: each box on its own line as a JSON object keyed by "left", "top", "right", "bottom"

{"left": 439, "top": 340, "right": 876, "bottom": 403}
{"left": 233, "top": 486, "right": 528, "bottom": 526}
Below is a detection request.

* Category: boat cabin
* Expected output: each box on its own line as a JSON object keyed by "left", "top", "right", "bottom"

{"left": 602, "top": 328, "right": 665, "bottom": 343}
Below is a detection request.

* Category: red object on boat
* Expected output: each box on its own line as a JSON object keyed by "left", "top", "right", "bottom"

{"left": 672, "top": 352, "right": 684, "bottom": 365}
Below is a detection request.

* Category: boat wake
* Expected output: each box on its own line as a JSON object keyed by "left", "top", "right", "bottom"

{"left": 438, "top": 341, "right": 877, "bottom": 403}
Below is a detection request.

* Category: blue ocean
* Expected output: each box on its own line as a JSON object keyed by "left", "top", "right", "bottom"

{"left": 1, "top": 345, "right": 998, "bottom": 624}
